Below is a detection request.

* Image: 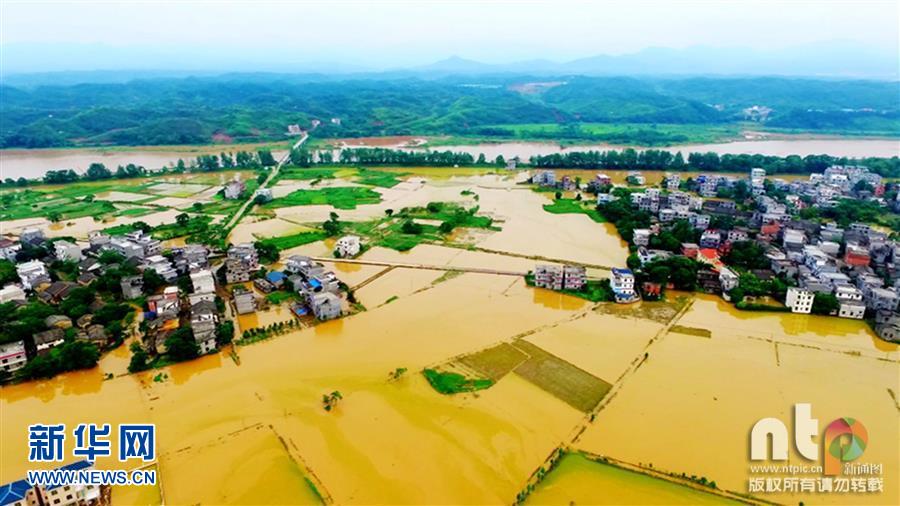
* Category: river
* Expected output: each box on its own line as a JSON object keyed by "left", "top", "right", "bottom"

{"left": 0, "top": 145, "right": 288, "bottom": 180}
{"left": 1, "top": 138, "right": 898, "bottom": 181}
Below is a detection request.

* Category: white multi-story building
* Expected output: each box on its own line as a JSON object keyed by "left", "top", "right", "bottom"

{"left": 190, "top": 269, "right": 216, "bottom": 294}
{"left": 0, "top": 238, "right": 21, "bottom": 262}
{"left": 16, "top": 260, "right": 50, "bottom": 290}
{"left": 0, "top": 284, "right": 26, "bottom": 303}
{"left": 786, "top": 287, "right": 815, "bottom": 314}
{"left": 0, "top": 340, "right": 27, "bottom": 373}
{"left": 144, "top": 255, "right": 178, "bottom": 282}
{"left": 335, "top": 235, "right": 361, "bottom": 258}
{"left": 838, "top": 302, "right": 865, "bottom": 320}
{"left": 53, "top": 240, "right": 82, "bottom": 262}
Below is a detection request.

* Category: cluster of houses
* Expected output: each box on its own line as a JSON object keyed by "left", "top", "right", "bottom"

{"left": 533, "top": 264, "right": 586, "bottom": 291}
{"left": 0, "top": 460, "right": 107, "bottom": 506}
{"left": 592, "top": 165, "right": 900, "bottom": 342}
{"left": 0, "top": 224, "right": 225, "bottom": 374}
{"left": 532, "top": 170, "right": 577, "bottom": 191}
{"left": 283, "top": 255, "right": 344, "bottom": 320}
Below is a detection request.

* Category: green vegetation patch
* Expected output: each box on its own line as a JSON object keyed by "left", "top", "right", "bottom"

{"left": 511, "top": 340, "right": 612, "bottom": 412}
{"left": 338, "top": 202, "right": 497, "bottom": 252}
{"left": 669, "top": 325, "right": 712, "bottom": 338}
{"left": 264, "top": 186, "right": 382, "bottom": 210}
{"left": 355, "top": 168, "right": 404, "bottom": 188}
{"left": 0, "top": 188, "right": 118, "bottom": 221}
{"left": 258, "top": 231, "right": 328, "bottom": 251}
{"left": 423, "top": 368, "right": 493, "bottom": 395}
{"left": 457, "top": 342, "right": 529, "bottom": 381}
{"left": 543, "top": 198, "right": 606, "bottom": 223}
{"left": 525, "top": 451, "right": 732, "bottom": 505}
{"left": 266, "top": 291, "right": 297, "bottom": 305}
{"left": 279, "top": 167, "right": 339, "bottom": 181}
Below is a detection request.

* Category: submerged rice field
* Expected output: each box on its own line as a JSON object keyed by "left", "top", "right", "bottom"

{"left": 1, "top": 166, "right": 897, "bottom": 505}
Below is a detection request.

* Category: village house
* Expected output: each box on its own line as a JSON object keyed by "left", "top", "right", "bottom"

{"left": 234, "top": 289, "right": 257, "bottom": 315}
{"left": 785, "top": 287, "right": 815, "bottom": 314}
{"left": 172, "top": 245, "right": 210, "bottom": 274}
{"left": 562, "top": 265, "right": 586, "bottom": 290}
{"left": 225, "top": 243, "right": 259, "bottom": 283}
{"left": 16, "top": 260, "right": 50, "bottom": 290}
{"left": 0, "top": 284, "right": 26, "bottom": 303}
{"left": 224, "top": 178, "right": 246, "bottom": 199}
{"left": 143, "top": 255, "right": 178, "bottom": 282}
{"left": 0, "top": 340, "right": 27, "bottom": 374}
{"left": 335, "top": 235, "right": 361, "bottom": 258}
{"left": 20, "top": 227, "right": 46, "bottom": 245}
{"left": 190, "top": 269, "right": 216, "bottom": 294}
{"left": 147, "top": 287, "right": 181, "bottom": 318}
{"left": 190, "top": 299, "right": 218, "bottom": 354}
{"left": 124, "top": 230, "right": 162, "bottom": 257}
{"left": 120, "top": 275, "right": 144, "bottom": 300}
{"left": 53, "top": 240, "right": 82, "bottom": 262}
{"left": 532, "top": 170, "right": 556, "bottom": 187}
{"left": 310, "top": 292, "right": 342, "bottom": 320}
{"left": 838, "top": 302, "right": 866, "bottom": 319}
{"left": 0, "top": 238, "right": 21, "bottom": 262}
{"left": 44, "top": 314, "right": 72, "bottom": 329}
{"left": 632, "top": 229, "right": 651, "bottom": 247}
{"left": 610, "top": 268, "right": 637, "bottom": 303}
{"left": 866, "top": 287, "right": 900, "bottom": 312}
{"left": 34, "top": 328, "right": 66, "bottom": 354}
{"left": 534, "top": 264, "right": 563, "bottom": 290}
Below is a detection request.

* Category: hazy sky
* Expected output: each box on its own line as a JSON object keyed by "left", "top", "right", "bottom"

{"left": 1, "top": 0, "right": 898, "bottom": 72}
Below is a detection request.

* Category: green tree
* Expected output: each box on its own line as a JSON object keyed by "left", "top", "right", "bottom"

{"left": 165, "top": 328, "right": 199, "bottom": 362}
{"left": 85, "top": 163, "right": 112, "bottom": 180}
{"left": 142, "top": 269, "right": 165, "bottom": 292}
{"left": 812, "top": 293, "right": 839, "bottom": 315}
{"left": 128, "top": 342, "right": 151, "bottom": 373}
{"left": 0, "top": 260, "right": 17, "bottom": 284}
{"left": 216, "top": 321, "right": 235, "bottom": 345}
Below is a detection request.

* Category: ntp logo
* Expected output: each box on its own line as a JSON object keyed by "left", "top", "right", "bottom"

{"left": 750, "top": 403, "right": 868, "bottom": 475}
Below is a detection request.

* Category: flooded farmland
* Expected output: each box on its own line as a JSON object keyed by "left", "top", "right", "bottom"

{"left": 1, "top": 166, "right": 898, "bottom": 505}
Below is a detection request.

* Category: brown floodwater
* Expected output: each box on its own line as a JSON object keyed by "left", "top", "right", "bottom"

{"left": 0, "top": 146, "right": 288, "bottom": 180}
{"left": 1, "top": 165, "right": 898, "bottom": 505}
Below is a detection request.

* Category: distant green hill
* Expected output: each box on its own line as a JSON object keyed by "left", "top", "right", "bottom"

{"left": 1, "top": 75, "right": 897, "bottom": 148}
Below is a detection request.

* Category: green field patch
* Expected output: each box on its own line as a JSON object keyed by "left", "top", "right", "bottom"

{"left": 114, "top": 206, "right": 158, "bottom": 218}
{"left": 525, "top": 451, "right": 734, "bottom": 505}
{"left": 423, "top": 368, "right": 493, "bottom": 395}
{"left": 511, "top": 340, "right": 612, "bottom": 412}
{"left": 258, "top": 231, "right": 328, "bottom": 251}
{"left": 457, "top": 342, "right": 529, "bottom": 381}
{"left": 264, "top": 187, "right": 382, "bottom": 210}
{"left": 279, "top": 167, "right": 339, "bottom": 181}
{"left": 355, "top": 168, "right": 404, "bottom": 187}
{"left": 543, "top": 198, "right": 606, "bottom": 223}
{"left": 669, "top": 325, "right": 712, "bottom": 338}
{"left": 266, "top": 291, "right": 298, "bottom": 305}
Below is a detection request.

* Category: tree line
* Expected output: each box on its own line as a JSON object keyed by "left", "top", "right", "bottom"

{"left": 529, "top": 149, "right": 900, "bottom": 177}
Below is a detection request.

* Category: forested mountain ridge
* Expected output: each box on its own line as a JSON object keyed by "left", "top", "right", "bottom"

{"left": 1, "top": 75, "right": 897, "bottom": 148}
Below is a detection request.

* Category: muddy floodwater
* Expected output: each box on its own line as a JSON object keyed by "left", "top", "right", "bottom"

{"left": 0, "top": 145, "right": 288, "bottom": 180}
{"left": 1, "top": 166, "right": 898, "bottom": 505}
